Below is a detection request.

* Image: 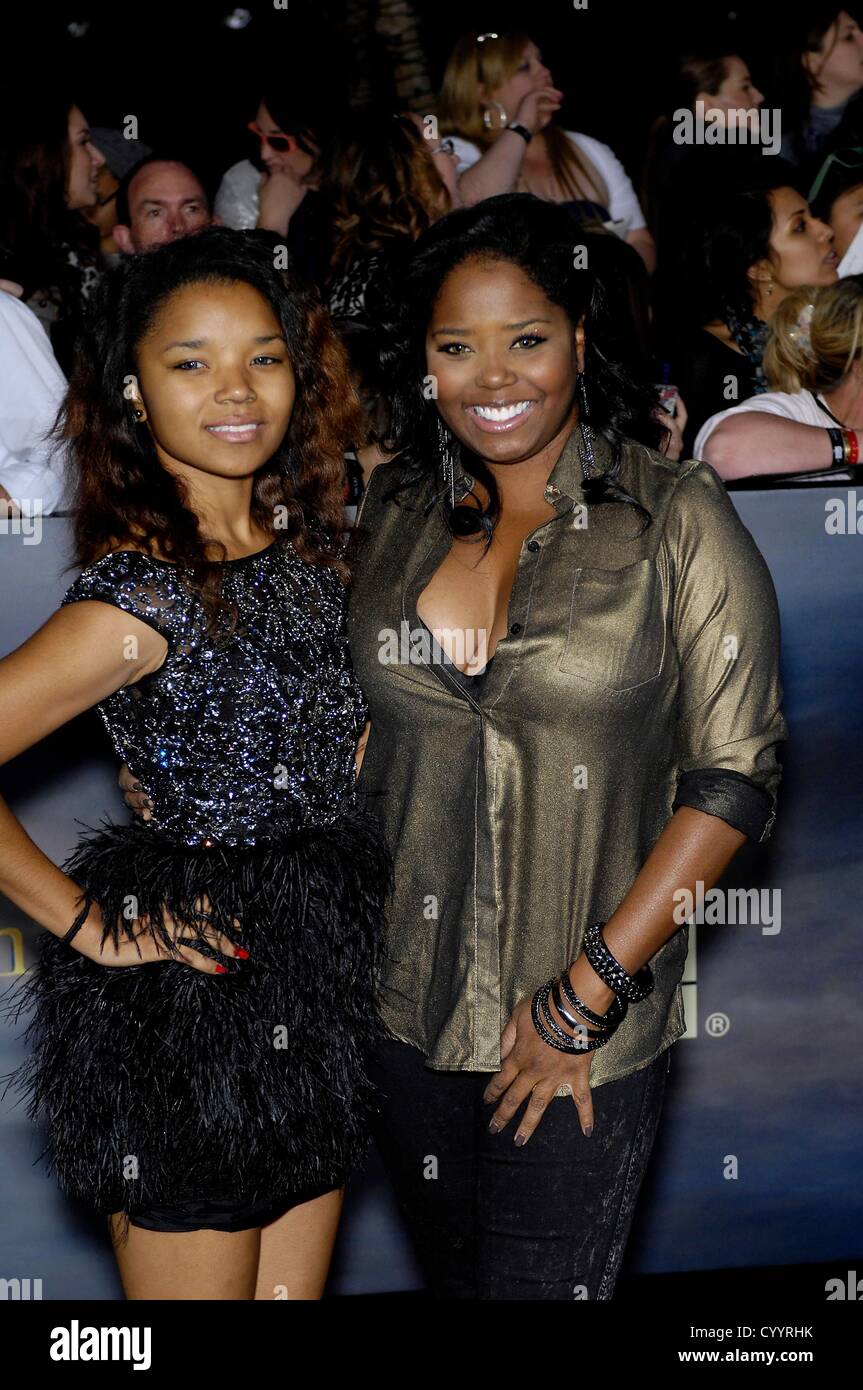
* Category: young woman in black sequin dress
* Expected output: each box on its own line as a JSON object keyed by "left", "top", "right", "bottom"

{"left": 0, "top": 227, "right": 391, "bottom": 1299}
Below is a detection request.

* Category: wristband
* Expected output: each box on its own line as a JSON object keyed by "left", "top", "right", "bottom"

{"left": 827, "top": 427, "right": 846, "bottom": 466}
{"left": 842, "top": 428, "right": 859, "bottom": 466}
{"left": 505, "top": 122, "right": 532, "bottom": 144}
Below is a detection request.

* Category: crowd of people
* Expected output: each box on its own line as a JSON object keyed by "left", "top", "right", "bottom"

{"left": 4, "top": 11, "right": 863, "bottom": 516}
{"left": 0, "top": 10, "right": 845, "bottom": 1304}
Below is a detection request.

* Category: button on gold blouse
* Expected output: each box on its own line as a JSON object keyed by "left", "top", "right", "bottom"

{"left": 347, "top": 423, "right": 787, "bottom": 1087}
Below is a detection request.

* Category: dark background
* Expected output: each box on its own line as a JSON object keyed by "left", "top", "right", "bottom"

{"left": 6, "top": 1, "right": 863, "bottom": 198}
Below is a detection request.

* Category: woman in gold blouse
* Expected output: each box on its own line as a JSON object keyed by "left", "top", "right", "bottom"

{"left": 347, "top": 194, "right": 787, "bottom": 1300}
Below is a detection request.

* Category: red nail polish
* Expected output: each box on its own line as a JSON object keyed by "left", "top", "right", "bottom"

{"left": 235, "top": 947, "right": 250, "bottom": 959}
{"left": 215, "top": 964, "right": 227, "bottom": 973}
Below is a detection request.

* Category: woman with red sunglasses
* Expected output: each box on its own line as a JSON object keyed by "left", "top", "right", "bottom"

{"left": 214, "top": 90, "right": 341, "bottom": 290}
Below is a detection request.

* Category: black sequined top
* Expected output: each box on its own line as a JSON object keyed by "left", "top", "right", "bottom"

{"left": 60, "top": 539, "right": 367, "bottom": 846}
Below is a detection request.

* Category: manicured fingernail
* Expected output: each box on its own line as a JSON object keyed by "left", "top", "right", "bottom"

{"left": 488, "top": 1121, "right": 501, "bottom": 1133}
{"left": 235, "top": 947, "right": 250, "bottom": 959}
{"left": 482, "top": 1095, "right": 495, "bottom": 1105}
{"left": 215, "top": 964, "right": 227, "bottom": 973}
{"left": 583, "top": 1124, "right": 593, "bottom": 1138}
{"left": 514, "top": 1134, "right": 526, "bottom": 1147}
{"left": 132, "top": 782, "right": 142, "bottom": 790}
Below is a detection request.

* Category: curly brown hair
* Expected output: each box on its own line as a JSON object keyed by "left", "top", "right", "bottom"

{"left": 56, "top": 227, "right": 366, "bottom": 633}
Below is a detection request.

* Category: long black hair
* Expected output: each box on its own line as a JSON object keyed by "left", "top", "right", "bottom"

{"left": 375, "top": 194, "right": 665, "bottom": 542}
{"left": 684, "top": 169, "right": 802, "bottom": 327}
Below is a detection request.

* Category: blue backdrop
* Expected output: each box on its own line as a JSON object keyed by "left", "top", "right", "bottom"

{"left": 1, "top": 487, "right": 861, "bottom": 1297}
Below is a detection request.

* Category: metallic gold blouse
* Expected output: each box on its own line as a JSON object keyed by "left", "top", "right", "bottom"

{"left": 347, "top": 423, "right": 787, "bottom": 1087}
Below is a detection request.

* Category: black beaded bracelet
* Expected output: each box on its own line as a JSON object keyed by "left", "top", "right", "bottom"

{"left": 531, "top": 980, "right": 615, "bottom": 1053}
{"left": 559, "top": 969, "right": 628, "bottom": 1030}
{"left": 582, "top": 921, "right": 654, "bottom": 1003}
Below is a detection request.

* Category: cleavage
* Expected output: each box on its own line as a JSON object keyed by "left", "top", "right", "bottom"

{"left": 417, "top": 508, "right": 550, "bottom": 673}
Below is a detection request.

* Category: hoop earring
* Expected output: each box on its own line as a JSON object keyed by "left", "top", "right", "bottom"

{"left": 482, "top": 99, "right": 508, "bottom": 130}
{"left": 576, "top": 371, "right": 596, "bottom": 482}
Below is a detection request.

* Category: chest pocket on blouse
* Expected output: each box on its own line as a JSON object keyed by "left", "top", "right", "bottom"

{"left": 558, "top": 558, "right": 666, "bottom": 690}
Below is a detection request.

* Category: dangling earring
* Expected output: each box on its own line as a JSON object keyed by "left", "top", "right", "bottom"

{"left": 576, "top": 371, "right": 596, "bottom": 482}
{"left": 433, "top": 417, "right": 484, "bottom": 534}
{"left": 436, "top": 416, "right": 457, "bottom": 509}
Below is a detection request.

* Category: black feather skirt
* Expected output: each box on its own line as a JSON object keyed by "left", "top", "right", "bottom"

{"left": 0, "top": 811, "right": 394, "bottom": 1226}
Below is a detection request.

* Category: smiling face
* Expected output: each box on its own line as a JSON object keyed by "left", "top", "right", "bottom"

{"left": 483, "top": 39, "right": 555, "bottom": 129}
{"left": 131, "top": 279, "right": 296, "bottom": 484}
{"left": 427, "top": 257, "right": 582, "bottom": 467}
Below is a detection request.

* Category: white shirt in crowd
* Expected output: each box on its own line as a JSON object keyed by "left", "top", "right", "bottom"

{"left": 0, "top": 291, "right": 69, "bottom": 516}
{"left": 694, "top": 389, "right": 854, "bottom": 481}
{"left": 214, "top": 160, "right": 261, "bottom": 230}
{"left": 449, "top": 130, "right": 647, "bottom": 231}
{"left": 695, "top": 390, "right": 833, "bottom": 453}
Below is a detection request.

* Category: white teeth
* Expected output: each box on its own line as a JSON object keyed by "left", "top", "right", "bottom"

{"left": 208, "top": 423, "right": 259, "bottom": 433}
{"left": 470, "top": 401, "right": 531, "bottom": 421}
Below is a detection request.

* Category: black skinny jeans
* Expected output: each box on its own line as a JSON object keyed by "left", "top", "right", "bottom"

{"left": 364, "top": 1036, "right": 672, "bottom": 1300}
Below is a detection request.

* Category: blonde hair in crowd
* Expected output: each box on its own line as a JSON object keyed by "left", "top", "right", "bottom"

{"left": 765, "top": 278, "right": 863, "bottom": 394}
{"left": 437, "top": 29, "right": 606, "bottom": 213}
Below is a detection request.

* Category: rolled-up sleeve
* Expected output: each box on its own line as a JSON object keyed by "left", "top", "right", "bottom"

{"left": 666, "top": 459, "right": 787, "bottom": 842}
